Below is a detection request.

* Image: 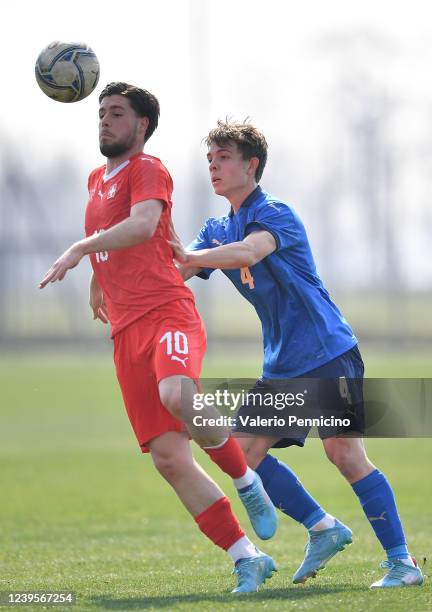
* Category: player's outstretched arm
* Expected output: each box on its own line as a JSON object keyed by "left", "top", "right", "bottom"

{"left": 172, "top": 230, "right": 276, "bottom": 270}
{"left": 168, "top": 220, "right": 202, "bottom": 280}
{"left": 175, "top": 264, "right": 202, "bottom": 281}
{"left": 39, "top": 199, "right": 163, "bottom": 288}
{"left": 39, "top": 242, "right": 85, "bottom": 288}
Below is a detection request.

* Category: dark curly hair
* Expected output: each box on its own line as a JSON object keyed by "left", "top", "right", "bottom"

{"left": 99, "top": 82, "right": 160, "bottom": 143}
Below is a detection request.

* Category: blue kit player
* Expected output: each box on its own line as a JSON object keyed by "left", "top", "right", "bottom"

{"left": 170, "top": 120, "right": 424, "bottom": 588}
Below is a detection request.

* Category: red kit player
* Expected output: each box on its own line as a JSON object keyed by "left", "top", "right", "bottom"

{"left": 39, "top": 82, "right": 277, "bottom": 592}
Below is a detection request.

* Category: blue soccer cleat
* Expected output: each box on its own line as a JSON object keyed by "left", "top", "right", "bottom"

{"left": 232, "top": 552, "right": 277, "bottom": 593}
{"left": 237, "top": 473, "right": 278, "bottom": 540}
{"left": 292, "top": 519, "right": 353, "bottom": 584}
{"left": 370, "top": 559, "right": 424, "bottom": 588}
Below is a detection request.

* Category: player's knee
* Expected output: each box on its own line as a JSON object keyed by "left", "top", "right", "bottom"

{"left": 325, "top": 439, "right": 369, "bottom": 479}
{"left": 325, "top": 440, "right": 353, "bottom": 470}
{"left": 243, "top": 444, "right": 268, "bottom": 470}
{"left": 151, "top": 448, "right": 191, "bottom": 483}
{"left": 159, "top": 377, "right": 195, "bottom": 422}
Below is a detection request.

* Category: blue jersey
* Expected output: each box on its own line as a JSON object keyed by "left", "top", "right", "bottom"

{"left": 189, "top": 186, "right": 357, "bottom": 378}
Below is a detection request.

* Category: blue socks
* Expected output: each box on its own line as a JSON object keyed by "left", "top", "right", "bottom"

{"left": 257, "top": 457, "right": 409, "bottom": 561}
{"left": 256, "top": 454, "right": 326, "bottom": 528}
{"left": 352, "top": 469, "right": 409, "bottom": 560}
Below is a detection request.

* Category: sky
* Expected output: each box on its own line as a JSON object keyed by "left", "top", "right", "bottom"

{"left": 2, "top": 0, "right": 432, "bottom": 169}
{"left": 2, "top": 0, "right": 432, "bottom": 289}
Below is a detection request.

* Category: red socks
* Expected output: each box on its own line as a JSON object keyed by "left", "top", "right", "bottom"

{"left": 203, "top": 436, "right": 248, "bottom": 479}
{"left": 196, "top": 439, "right": 248, "bottom": 550}
{"left": 195, "top": 497, "right": 245, "bottom": 550}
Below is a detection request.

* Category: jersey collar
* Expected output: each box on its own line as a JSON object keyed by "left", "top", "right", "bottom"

{"left": 103, "top": 159, "right": 130, "bottom": 182}
{"left": 103, "top": 152, "right": 151, "bottom": 182}
{"left": 229, "top": 185, "right": 263, "bottom": 216}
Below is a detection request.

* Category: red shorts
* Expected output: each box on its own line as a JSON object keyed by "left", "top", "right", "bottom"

{"left": 113, "top": 299, "right": 206, "bottom": 452}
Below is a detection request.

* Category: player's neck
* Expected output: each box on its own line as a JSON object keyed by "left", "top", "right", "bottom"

{"left": 228, "top": 183, "right": 258, "bottom": 214}
{"left": 105, "top": 145, "right": 144, "bottom": 173}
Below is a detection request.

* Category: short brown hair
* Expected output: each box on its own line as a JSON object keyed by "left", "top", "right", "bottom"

{"left": 205, "top": 119, "right": 268, "bottom": 182}
{"left": 99, "top": 82, "right": 160, "bottom": 142}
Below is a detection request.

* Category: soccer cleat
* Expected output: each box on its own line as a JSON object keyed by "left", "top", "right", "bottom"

{"left": 292, "top": 519, "right": 353, "bottom": 584}
{"left": 370, "top": 559, "right": 424, "bottom": 588}
{"left": 232, "top": 552, "right": 277, "bottom": 593}
{"left": 237, "top": 473, "right": 278, "bottom": 540}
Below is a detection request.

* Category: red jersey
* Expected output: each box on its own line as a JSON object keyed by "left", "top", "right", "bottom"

{"left": 85, "top": 152, "right": 194, "bottom": 336}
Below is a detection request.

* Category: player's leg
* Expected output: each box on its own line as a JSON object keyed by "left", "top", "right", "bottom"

{"left": 322, "top": 436, "right": 373, "bottom": 483}
{"left": 315, "top": 345, "right": 422, "bottom": 587}
{"left": 232, "top": 375, "right": 351, "bottom": 580}
{"left": 148, "top": 430, "right": 277, "bottom": 592}
{"left": 155, "top": 299, "right": 277, "bottom": 540}
{"left": 149, "top": 430, "right": 221, "bottom": 514}
{"left": 159, "top": 374, "right": 277, "bottom": 540}
{"left": 323, "top": 436, "right": 423, "bottom": 587}
{"left": 238, "top": 435, "right": 333, "bottom": 528}
{"left": 236, "top": 434, "right": 352, "bottom": 583}
{"left": 114, "top": 318, "right": 276, "bottom": 593}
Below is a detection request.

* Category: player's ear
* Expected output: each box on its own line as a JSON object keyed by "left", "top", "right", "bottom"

{"left": 140, "top": 116, "right": 150, "bottom": 140}
{"left": 247, "top": 157, "right": 259, "bottom": 178}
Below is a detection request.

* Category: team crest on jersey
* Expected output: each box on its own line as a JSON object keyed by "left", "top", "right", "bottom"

{"left": 89, "top": 188, "right": 96, "bottom": 199}
{"left": 107, "top": 184, "right": 118, "bottom": 199}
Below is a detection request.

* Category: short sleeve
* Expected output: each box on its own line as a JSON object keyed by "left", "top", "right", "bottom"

{"left": 187, "top": 221, "right": 216, "bottom": 280}
{"left": 129, "top": 158, "right": 173, "bottom": 208}
{"left": 245, "top": 203, "right": 300, "bottom": 251}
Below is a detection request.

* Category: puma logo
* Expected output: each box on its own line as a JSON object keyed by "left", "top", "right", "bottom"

{"left": 171, "top": 355, "right": 189, "bottom": 368}
{"left": 212, "top": 238, "right": 226, "bottom": 246}
{"left": 368, "top": 511, "right": 387, "bottom": 522}
{"left": 268, "top": 203, "right": 281, "bottom": 212}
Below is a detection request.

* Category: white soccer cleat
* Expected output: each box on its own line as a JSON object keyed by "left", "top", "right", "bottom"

{"left": 370, "top": 558, "right": 424, "bottom": 588}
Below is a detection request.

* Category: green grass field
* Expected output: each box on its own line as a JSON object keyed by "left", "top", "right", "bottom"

{"left": 1, "top": 353, "right": 431, "bottom": 611}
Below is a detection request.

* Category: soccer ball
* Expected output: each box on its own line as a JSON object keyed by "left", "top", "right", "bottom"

{"left": 35, "top": 41, "right": 100, "bottom": 103}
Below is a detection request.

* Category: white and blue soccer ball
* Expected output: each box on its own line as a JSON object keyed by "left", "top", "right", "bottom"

{"left": 35, "top": 41, "right": 100, "bottom": 103}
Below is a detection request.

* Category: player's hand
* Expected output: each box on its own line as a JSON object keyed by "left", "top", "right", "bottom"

{"left": 89, "top": 275, "right": 109, "bottom": 324}
{"left": 39, "top": 243, "right": 84, "bottom": 288}
{"left": 168, "top": 219, "right": 190, "bottom": 264}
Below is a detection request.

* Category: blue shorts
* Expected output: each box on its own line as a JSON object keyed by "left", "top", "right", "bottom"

{"left": 234, "top": 345, "right": 365, "bottom": 448}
